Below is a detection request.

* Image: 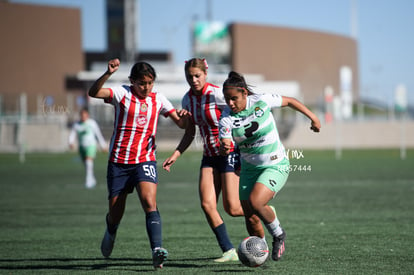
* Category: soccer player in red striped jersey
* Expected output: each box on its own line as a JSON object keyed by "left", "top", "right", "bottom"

{"left": 162, "top": 58, "right": 264, "bottom": 262}
{"left": 89, "top": 58, "right": 189, "bottom": 269}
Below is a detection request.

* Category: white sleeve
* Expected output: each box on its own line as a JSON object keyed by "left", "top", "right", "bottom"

{"left": 91, "top": 120, "right": 106, "bottom": 149}
{"left": 219, "top": 108, "right": 233, "bottom": 139}
{"left": 105, "top": 85, "right": 128, "bottom": 105}
{"left": 261, "top": 93, "right": 283, "bottom": 108}
{"left": 158, "top": 93, "right": 175, "bottom": 117}
{"left": 68, "top": 124, "right": 77, "bottom": 145}
{"left": 214, "top": 87, "right": 228, "bottom": 111}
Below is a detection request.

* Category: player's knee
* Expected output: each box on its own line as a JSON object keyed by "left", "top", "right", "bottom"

{"left": 249, "top": 197, "right": 264, "bottom": 213}
{"left": 140, "top": 198, "right": 157, "bottom": 212}
{"left": 200, "top": 200, "right": 216, "bottom": 214}
{"left": 223, "top": 203, "right": 243, "bottom": 217}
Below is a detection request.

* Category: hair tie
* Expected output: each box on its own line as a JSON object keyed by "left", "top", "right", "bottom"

{"left": 202, "top": 58, "right": 209, "bottom": 69}
{"left": 223, "top": 85, "right": 245, "bottom": 91}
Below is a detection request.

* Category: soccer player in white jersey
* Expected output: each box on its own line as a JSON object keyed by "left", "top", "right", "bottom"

{"left": 69, "top": 108, "right": 107, "bottom": 189}
{"left": 163, "top": 58, "right": 264, "bottom": 262}
{"left": 219, "top": 71, "right": 321, "bottom": 261}
{"left": 88, "top": 58, "right": 189, "bottom": 269}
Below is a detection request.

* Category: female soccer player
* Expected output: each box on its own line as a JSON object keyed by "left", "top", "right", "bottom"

{"left": 88, "top": 58, "right": 188, "bottom": 269}
{"left": 162, "top": 58, "right": 263, "bottom": 262}
{"left": 219, "top": 71, "right": 321, "bottom": 261}
{"left": 68, "top": 108, "right": 107, "bottom": 189}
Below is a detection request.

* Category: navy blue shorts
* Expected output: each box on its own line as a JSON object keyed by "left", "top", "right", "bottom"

{"left": 106, "top": 161, "right": 158, "bottom": 199}
{"left": 200, "top": 151, "right": 240, "bottom": 173}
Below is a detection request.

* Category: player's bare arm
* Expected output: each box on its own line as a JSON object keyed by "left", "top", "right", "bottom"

{"left": 169, "top": 109, "right": 191, "bottom": 129}
{"left": 89, "top": 59, "right": 120, "bottom": 99}
{"left": 281, "top": 96, "right": 321, "bottom": 132}
{"left": 162, "top": 121, "right": 196, "bottom": 172}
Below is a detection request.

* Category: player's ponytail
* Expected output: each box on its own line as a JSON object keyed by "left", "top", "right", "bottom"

{"left": 223, "top": 71, "right": 254, "bottom": 95}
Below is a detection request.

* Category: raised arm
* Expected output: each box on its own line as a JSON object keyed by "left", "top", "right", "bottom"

{"left": 88, "top": 59, "right": 120, "bottom": 100}
{"left": 281, "top": 96, "right": 321, "bottom": 132}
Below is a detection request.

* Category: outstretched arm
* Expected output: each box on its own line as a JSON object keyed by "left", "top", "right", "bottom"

{"left": 89, "top": 59, "right": 120, "bottom": 100}
{"left": 168, "top": 109, "right": 191, "bottom": 129}
{"left": 162, "top": 121, "right": 196, "bottom": 172}
{"left": 281, "top": 96, "right": 321, "bottom": 132}
{"left": 68, "top": 126, "right": 76, "bottom": 150}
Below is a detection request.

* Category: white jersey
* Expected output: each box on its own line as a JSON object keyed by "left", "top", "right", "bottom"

{"left": 219, "top": 93, "right": 286, "bottom": 170}
{"left": 69, "top": 118, "right": 106, "bottom": 148}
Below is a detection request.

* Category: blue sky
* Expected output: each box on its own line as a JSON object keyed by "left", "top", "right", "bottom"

{"left": 12, "top": 0, "right": 414, "bottom": 105}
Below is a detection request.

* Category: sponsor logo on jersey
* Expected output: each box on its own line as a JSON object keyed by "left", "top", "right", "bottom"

{"left": 136, "top": 114, "right": 148, "bottom": 127}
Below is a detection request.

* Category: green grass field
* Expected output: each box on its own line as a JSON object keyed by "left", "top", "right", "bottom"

{"left": 0, "top": 149, "right": 413, "bottom": 274}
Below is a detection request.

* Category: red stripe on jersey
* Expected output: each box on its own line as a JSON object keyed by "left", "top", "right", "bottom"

{"left": 136, "top": 93, "right": 159, "bottom": 163}
{"left": 109, "top": 96, "right": 137, "bottom": 163}
{"left": 109, "top": 95, "right": 125, "bottom": 163}
{"left": 127, "top": 96, "right": 140, "bottom": 163}
{"left": 148, "top": 95, "right": 160, "bottom": 161}
{"left": 124, "top": 96, "right": 137, "bottom": 162}
{"left": 107, "top": 87, "right": 173, "bottom": 164}
{"left": 185, "top": 83, "right": 226, "bottom": 157}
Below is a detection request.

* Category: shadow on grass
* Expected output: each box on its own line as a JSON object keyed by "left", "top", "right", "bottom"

{"left": 0, "top": 257, "right": 216, "bottom": 272}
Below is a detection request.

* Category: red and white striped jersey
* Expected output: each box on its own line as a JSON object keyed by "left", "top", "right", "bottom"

{"left": 181, "top": 83, "right": 234, "bottom": 156}
{"left": 105, "top": 85, "right": 175, "bottom": 164}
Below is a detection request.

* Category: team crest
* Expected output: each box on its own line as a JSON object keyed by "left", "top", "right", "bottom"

{"left": 254, "top": 107, "right": 264, "bottom": 117}
{"left": 140, "top": 103, "right": 148, "bottom": 112}
{"left": 136, "top": 114, "right": 148, "bottom": 127}
{"left": 223, "top": 127, "right": 231, "bottom": 135}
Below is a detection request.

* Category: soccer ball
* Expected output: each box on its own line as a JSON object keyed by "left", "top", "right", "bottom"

{"left": 237, "top": 236, "right": 269, "bottom": 267}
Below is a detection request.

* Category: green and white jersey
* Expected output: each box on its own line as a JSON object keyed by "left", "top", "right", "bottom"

{"left": 69, "top": 118, "right": 106, "bottom": 148}
{"left": 219, "top": 93, "right": 286, "bottom": 170}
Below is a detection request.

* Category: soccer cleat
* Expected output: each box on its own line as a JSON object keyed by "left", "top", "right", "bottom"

{"left": 152, "top": 247, "right": 168, "bottom": 269}
{"left": 85, "top": 179, "right": 96, "bottom": 189}
{"left": 101, "top": 229, "right": 116, "bottom": 258}
{"left": 213, "top": 248, "right": 239, "bottom": 262}
{"left": 271, "top": 229, "right": 286, "bottom": 261}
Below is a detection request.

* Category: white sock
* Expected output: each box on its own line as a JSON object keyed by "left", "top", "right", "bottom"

{"left": 85, "top": 159, "right": 95, "bottom": 186}
{"left": 265, "top": 218, "right": 283, "bottom": 238}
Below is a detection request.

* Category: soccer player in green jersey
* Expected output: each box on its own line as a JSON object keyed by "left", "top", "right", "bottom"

{"left": 69, "top": 108, "right": 107, "bottom": 188}
{"left": 219, "top": 71, "right": 321, "bottom": 261}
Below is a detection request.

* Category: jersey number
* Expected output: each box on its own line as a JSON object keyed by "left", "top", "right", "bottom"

{"left": 244, "top": 121, "right": 259, "bottom": 138}
{"left": 143, "top": 164, "right": 156, "bottom": 178}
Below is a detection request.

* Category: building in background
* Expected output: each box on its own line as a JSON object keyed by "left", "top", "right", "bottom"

{"left": 0, "top": 2, "right": 84, "bottom": 115}
{"left": 229, "top": 23, "right": 359, "bottom": 109}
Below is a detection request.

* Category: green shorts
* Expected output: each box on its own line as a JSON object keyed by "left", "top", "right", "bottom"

{"left": 239, "top": 158, "right": 290, "bottom": 200}
{"left": 79, "top": 145, "right": 97, "bottom": 160}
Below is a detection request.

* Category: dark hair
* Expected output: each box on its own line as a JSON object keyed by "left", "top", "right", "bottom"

{"left": 184, "top": 58, "right": 208, "bottom": 74}
{"left": 129, "top": 62, "right": 156, "bottom": 81}
{"left": 80, "top": 107, "right": 89, "bottom": 114}
{"left": 223, "top": 71, "right": 254, "bottom": 95}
